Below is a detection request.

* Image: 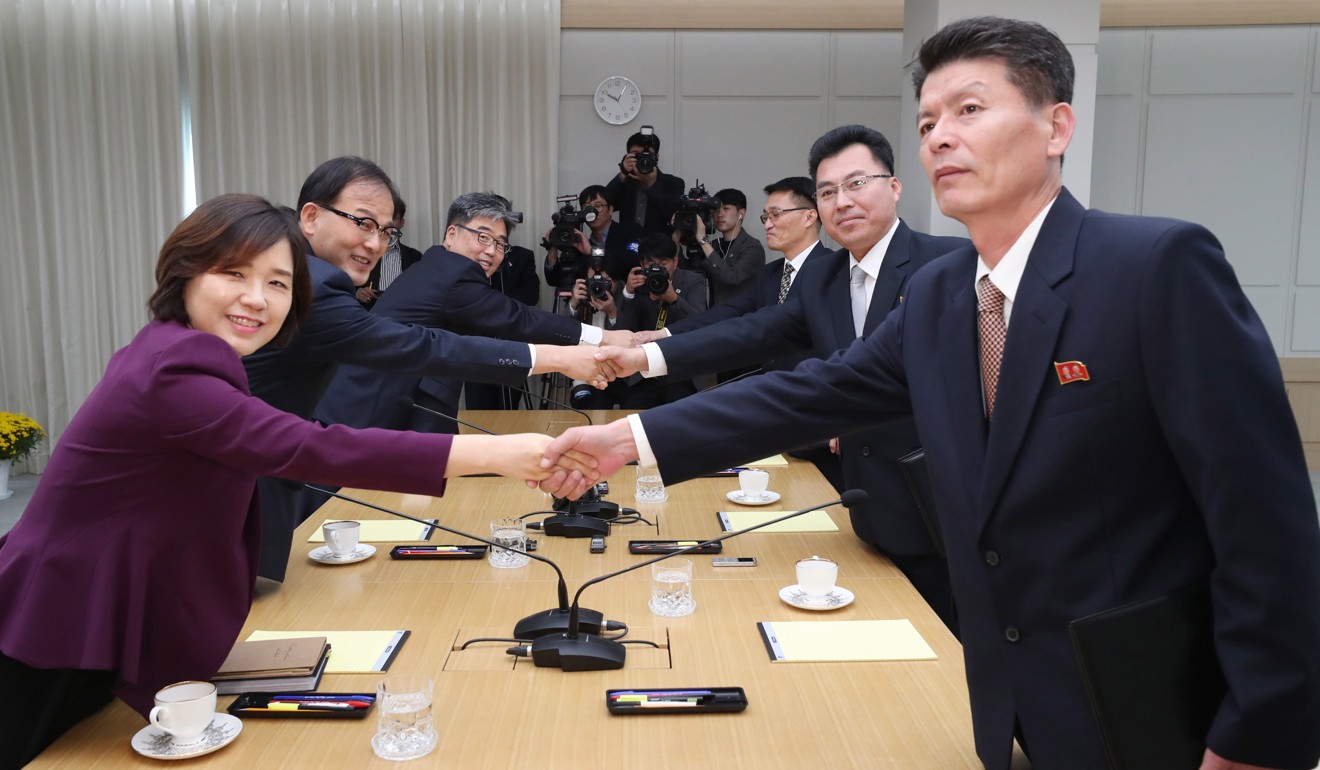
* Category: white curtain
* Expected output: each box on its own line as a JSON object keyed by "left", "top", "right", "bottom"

{"left": 0, "top": 0, "right": 185, "bottom": 472}
{"left": 184, "top": 0, "right": 561, "bottom": 254}
{"left": 0, "top": 0, "right": 560, "bottom": 470}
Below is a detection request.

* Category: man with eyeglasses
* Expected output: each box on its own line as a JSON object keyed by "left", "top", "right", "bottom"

{"left": 244, "top": 159, "right": 618, "bottom": 581}
{"left": 543, "top": 185, "right": 642, "bottom": 292}
{"left": 594, "top": 127, "right": 968, "bottom": 632}
{"left": 315, "top": 191, "right": 639, "bottom": 439}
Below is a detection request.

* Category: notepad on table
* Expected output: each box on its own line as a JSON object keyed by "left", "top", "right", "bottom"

{"left": 245, "top": 630, "right": 411, "bottom": 673}
{"left": 308, "top": 519, "right": 434, "bottom": 543}
{"left": 718, "top": 509, "right": 839, "bottom": 533}
{"left": 757, "top": 620, "right": 936, "bottom": 663}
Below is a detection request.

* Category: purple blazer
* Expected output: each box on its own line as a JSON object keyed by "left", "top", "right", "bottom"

{"left": 0, "top": 321, "right": 453, "bottom": 715}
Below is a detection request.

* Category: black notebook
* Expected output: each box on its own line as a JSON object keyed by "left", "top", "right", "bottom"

{"left": 1068, "top": 581, "right": 1225, "bottom": 770}
{"left": 897, "top": 448, "right": 946, "bottom": 556}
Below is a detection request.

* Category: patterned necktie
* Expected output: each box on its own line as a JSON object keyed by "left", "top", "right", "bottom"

{"left": 778, "top": 262, "right": 795, "bottom": 304}
{"left": 850, "top": 264, "right": 868, "bottom": 337}
{"left": 978, "top": 276, "right": 1007, "bottom": 420}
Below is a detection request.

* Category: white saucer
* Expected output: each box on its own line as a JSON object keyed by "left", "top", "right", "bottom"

{"left": 131, "top": 712, "right": 242, "bottom": 760}
{"left": 309, "top": 543, "right": 377, "bottom": 564}
{"left": 726, "top": 490, "right": 781, "bottom": 506}
{"left": 779, "top": 584, "right": 855, "bottom": 611}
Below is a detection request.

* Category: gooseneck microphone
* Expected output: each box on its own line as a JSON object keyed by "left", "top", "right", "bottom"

{"left": 305, "top": 486, "right": 607, "bottom": 639}
{"left": 510, "top": 385, "right": 594, "bottom": 425}
{"left": 396, "top": 396, "right": 497, "bottom": 435}
{"left": 524, "top": 489, "right": 869, "bottom": 671}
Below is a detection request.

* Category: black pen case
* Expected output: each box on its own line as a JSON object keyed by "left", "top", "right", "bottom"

{"left": 606, "top": 687, "right": 748, "bottom": 715}
{"left": 227, "top": 692, "right": 374, "bottom": 719}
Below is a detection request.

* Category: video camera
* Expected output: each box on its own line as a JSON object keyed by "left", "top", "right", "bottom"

{"left": 673, "top": 182, "right": 721, "bottom": 245}
{"left": 546, "top": 194, "right": 596, "bottom": 254}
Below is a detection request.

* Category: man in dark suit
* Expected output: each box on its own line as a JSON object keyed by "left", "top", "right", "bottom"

{"left": 544, "top": 17, "right": 1320, "bottom": 770}
{"left": 544, "top": 185, "right": 643, "bottom": 291}
{"left": 603, "top": 131, "right": 968, "bottom": 632}
{"left": 466, "top": 244, "right": 544, "bottom": 409}
{"left": 244, "top": 159, "right": 613, "bottom": 581}
{"left": 315, "top": 192, "right": 637, "bottom": 435}
{"left": 604, "top": 129, "right": 685, "bottom": 237}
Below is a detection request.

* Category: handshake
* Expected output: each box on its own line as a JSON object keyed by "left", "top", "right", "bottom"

{"left": 492, "top": 417, "right": 643, "bottom": 499}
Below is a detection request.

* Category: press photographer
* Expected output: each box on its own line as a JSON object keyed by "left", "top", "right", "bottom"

{"left": 604, "top": 126, "right": 685, "bottom": 237}
{"left": 543, "top": 185, "right": 641, "bottom": 291}
{"left": 562, "top": 254, "right": 623, "bottom": 408}
{"left": 688, "top": 187, "right": 766, "bottom": 307}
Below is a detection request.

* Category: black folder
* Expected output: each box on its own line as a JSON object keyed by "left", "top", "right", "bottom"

{"left": 897, "top": 448, "right": 946, "bottom": 556}
{"left": 1068, "top": 581, "right": 1225, "bottom": 770}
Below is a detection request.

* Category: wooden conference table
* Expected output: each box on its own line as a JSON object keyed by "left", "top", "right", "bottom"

{"left": 33, "top": 410, "right": 1019, "bottom": 769}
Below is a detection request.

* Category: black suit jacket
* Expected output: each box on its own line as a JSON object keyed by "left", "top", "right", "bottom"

{"left": 657, "top": 222, "right": 967, "bottom": 555}
{"left": 364, "top": 242, "right": 423, "bottom": 296}
{"left": 605, "top": 170, "right": 685, "bottom": 236}
{"left": 314, "top": 246, "right": 580, "bottom": 433}
{"left": 641, "top": 190, "right": 1320, "bottom": 770}
{"left": 243, "top": 253, "right": 532, "bottom": 580}
{"left": 668, "top": 241, "right": 833, "bottom": 373}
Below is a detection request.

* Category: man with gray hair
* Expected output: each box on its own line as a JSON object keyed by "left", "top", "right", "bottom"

{"left": 314, "top": 191, "right": 637, "bottom": 435}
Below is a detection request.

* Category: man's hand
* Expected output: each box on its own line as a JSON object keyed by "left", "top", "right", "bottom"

{"left": 600, "top": 328, "right": 639, "bottom": 348}
{"left": 694, "top": 215, "right": 708, "bottom": 244}
{"left": 355, "top": 286, "right": 378, "bottom": 305}
{"left": 538, "top": 419, "right": 638, "bottom": 498}
{"left": 653, "top": 281, "right": 679, "bottom": 304}
{"left": 829, "top": 438, "right": 840, "bottom": 455}
{"left": 596, "top": 346, "right": 648, "bottom": 378}
{"left": 569, "top": 279, "right": 589, "bottom": 308}
{"left": 572, "top": 229, "right": 592, "bottom": 255}
{"left": 590, "top": 290, "right": 617, "bottom": 319}
{"left": 626, "top": 267, "right": 646, "bottom": 294}
{"left": 532, "top": 345, "right": 613, "bottom": 389}
{"left": 633, "top": 330, "right": 668, "bottom": 344}
{"left": 1198, "top": 748, "right": 1278, "bottom": 770}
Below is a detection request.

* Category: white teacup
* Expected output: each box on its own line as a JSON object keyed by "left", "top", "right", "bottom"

{"left": 323, "top": 520, "right": 361, "bottom": 557}
{"left": 796, "top": 556, "right": 839, "bottom": 598}
{"left": 738, "top": 469, "right": 770, "bottom": 501}
{"left": 149, "top": 681, "right": 217, "bottom": 745}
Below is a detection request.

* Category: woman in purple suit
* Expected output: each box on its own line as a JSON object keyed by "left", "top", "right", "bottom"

{"left": 0, "top": 195, "right": 584, "bottom": 766}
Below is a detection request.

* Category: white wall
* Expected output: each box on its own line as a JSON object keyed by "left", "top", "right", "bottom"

{"left": 561, "top": 25, "right": 1320, "bottom": 356}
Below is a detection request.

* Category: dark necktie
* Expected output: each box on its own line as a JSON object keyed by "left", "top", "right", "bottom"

{"left": 778, "top": 263, "right": 794, "bottom": 304}
{"left": 978, "top": 276, "right": 1007, "bottom": 420}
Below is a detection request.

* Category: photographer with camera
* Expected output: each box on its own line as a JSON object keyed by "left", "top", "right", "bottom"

{"left": 605, "top": 126, "right": 685, "bottom": 237}
{"left": 543, "top": 185, "right": 641, "bottom": 290}
{"left": 689, "top": 187, "right": 765, "bottom": 307}
{"left": 561, "top": 262, "right": 627, "bottom": 408}
{"left": 613, "top": 233, "right": 708, "bottom": 408}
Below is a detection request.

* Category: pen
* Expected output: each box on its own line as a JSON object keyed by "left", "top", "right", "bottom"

{"left": 611, "top": 690, "right": 713, "bottom": 698}
{"left": 269, "top": 694, "right": 376, "bottom": 702}
{"left": 258, "top": 702, "right": 361, "bottom": 712}
{"left": 267, "top": 700, "right": 371, "bottom": 708}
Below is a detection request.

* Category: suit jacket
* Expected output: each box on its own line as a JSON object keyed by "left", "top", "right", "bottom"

{"left": 658, "top": 222, "right": 966, "bottom": 555}
{"left": 701, "top": 229, "right": 767, "bottom": 307}
{"left": 315, "top": 245, "right": 581, "bottom": 433}
{"left": 0, "top": 321, "right": 452, "bottom": 715}
{"left": 243, "top": 253, "right": 529, "bottom": 580}
{"left": 605, "top": 170, "right": 686, "bottom": 236}
{"left": 492, "top": 245, "right": 543, "bottom": 307}
{"left": 641, "top": 190, "right": 1320, "bottom": 770}
{"left": 667, "top": 240, "right": 832, "bottom": 373}
{"left": 615, "top": 267, "right": 709, "bottom": 333}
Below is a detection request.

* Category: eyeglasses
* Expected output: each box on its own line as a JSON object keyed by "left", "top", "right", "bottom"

{"left": 813, "top": 174, "right": 894, "bottom": 203}
{"left": 583, "top": 203, "right": 611, "bottom": 213}
{"left": 759, "top": 207, "right": 812, "bottom": 225}
{"left": 455, "top": 224, "right": 513, "bottom": 254}
{"left": 315, "top": 203, "right": 402, "bottom": 248}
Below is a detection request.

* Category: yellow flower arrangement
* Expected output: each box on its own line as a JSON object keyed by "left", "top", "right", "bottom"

{"left": 0, "top": 412, "right": 46, "bottom": 462}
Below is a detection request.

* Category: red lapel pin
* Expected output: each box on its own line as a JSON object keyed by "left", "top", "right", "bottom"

{"left": 1054, "top": 361, "right": 1090, "bottom": 385}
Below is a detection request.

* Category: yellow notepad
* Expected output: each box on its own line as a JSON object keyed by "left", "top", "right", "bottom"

{"left": 746, "top": 455, "right": 788, "bottom": 466}
{"left": 718, "top": 509, "right": 839, "bottom": 533}
{"left": 245, "top": 630, "right": 410, "bottom": 673}
{"left": 308, "top": 519, "right": 434, "bottom": 542}
{"left": 757, "top": 620, "right": 936, "bottom": 662}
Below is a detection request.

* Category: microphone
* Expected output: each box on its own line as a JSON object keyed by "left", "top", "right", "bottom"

{"left": 396, "top": 396, "right": 496, "bottom": 435}
{"left": 305, "top": 486, "right": 607, "bottom": 640}
{"left": 509, "top": 384, "right": 594, "bottom": 425}
{"left": 523, "top": 489, "right": 868, "bottom": 671}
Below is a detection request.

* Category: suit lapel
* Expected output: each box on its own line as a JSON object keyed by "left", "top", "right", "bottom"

{"left": 825, "top": 249, "right": 858, "bottom": 345}
{"left": 938, "top": 249, "right": 989, "bottom": 508}
{"left": 865, "top": 223, "right": 913, "bottom": 334}
{"left": 977, "top": 190, "right": 1082, "bottom": 525}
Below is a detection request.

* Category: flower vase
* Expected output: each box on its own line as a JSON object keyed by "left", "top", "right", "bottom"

{"left": 0, "top": 459, "right": 11, "bottom": 501}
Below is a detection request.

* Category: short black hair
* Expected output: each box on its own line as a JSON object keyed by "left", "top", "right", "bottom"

{"left": 763, "top": 177, "right": 817, "bottom": 209}
{"left": 626, "top": 131, "right": 660, "bottom": 153}
{"left": 714, "top": 188, "right": 747, "bottom": 210}
{"left": 578, "top": 184, "right": 611, "bottom": 207}
{"left": 807, "top": 125, "right": 896, "bottom": 181}
{"left": 637, "top": 233, "right": 678, "bottom": 262}
{"left": 297, "top": 156, "right": 405, "bottom": 223}
{"left": 911, "top": 16, "right": 1074, "bottom": 109}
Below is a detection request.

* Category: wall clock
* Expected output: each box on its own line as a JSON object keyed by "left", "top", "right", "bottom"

{"left": 594, "top": 76, "right": 642, "bottom": 125}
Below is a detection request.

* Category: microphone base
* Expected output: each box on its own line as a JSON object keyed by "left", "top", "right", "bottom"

{"left": 513, "top": 608, "right": 604, "bottom": 639}
{"left": 530, "top": 633, "right": 627, "bottom": 671}
{"left": 543, "top": 514, "right": 611, "bottom": 538}
{"left": 567, "top": 500, "right": 621, "bottom": 520}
